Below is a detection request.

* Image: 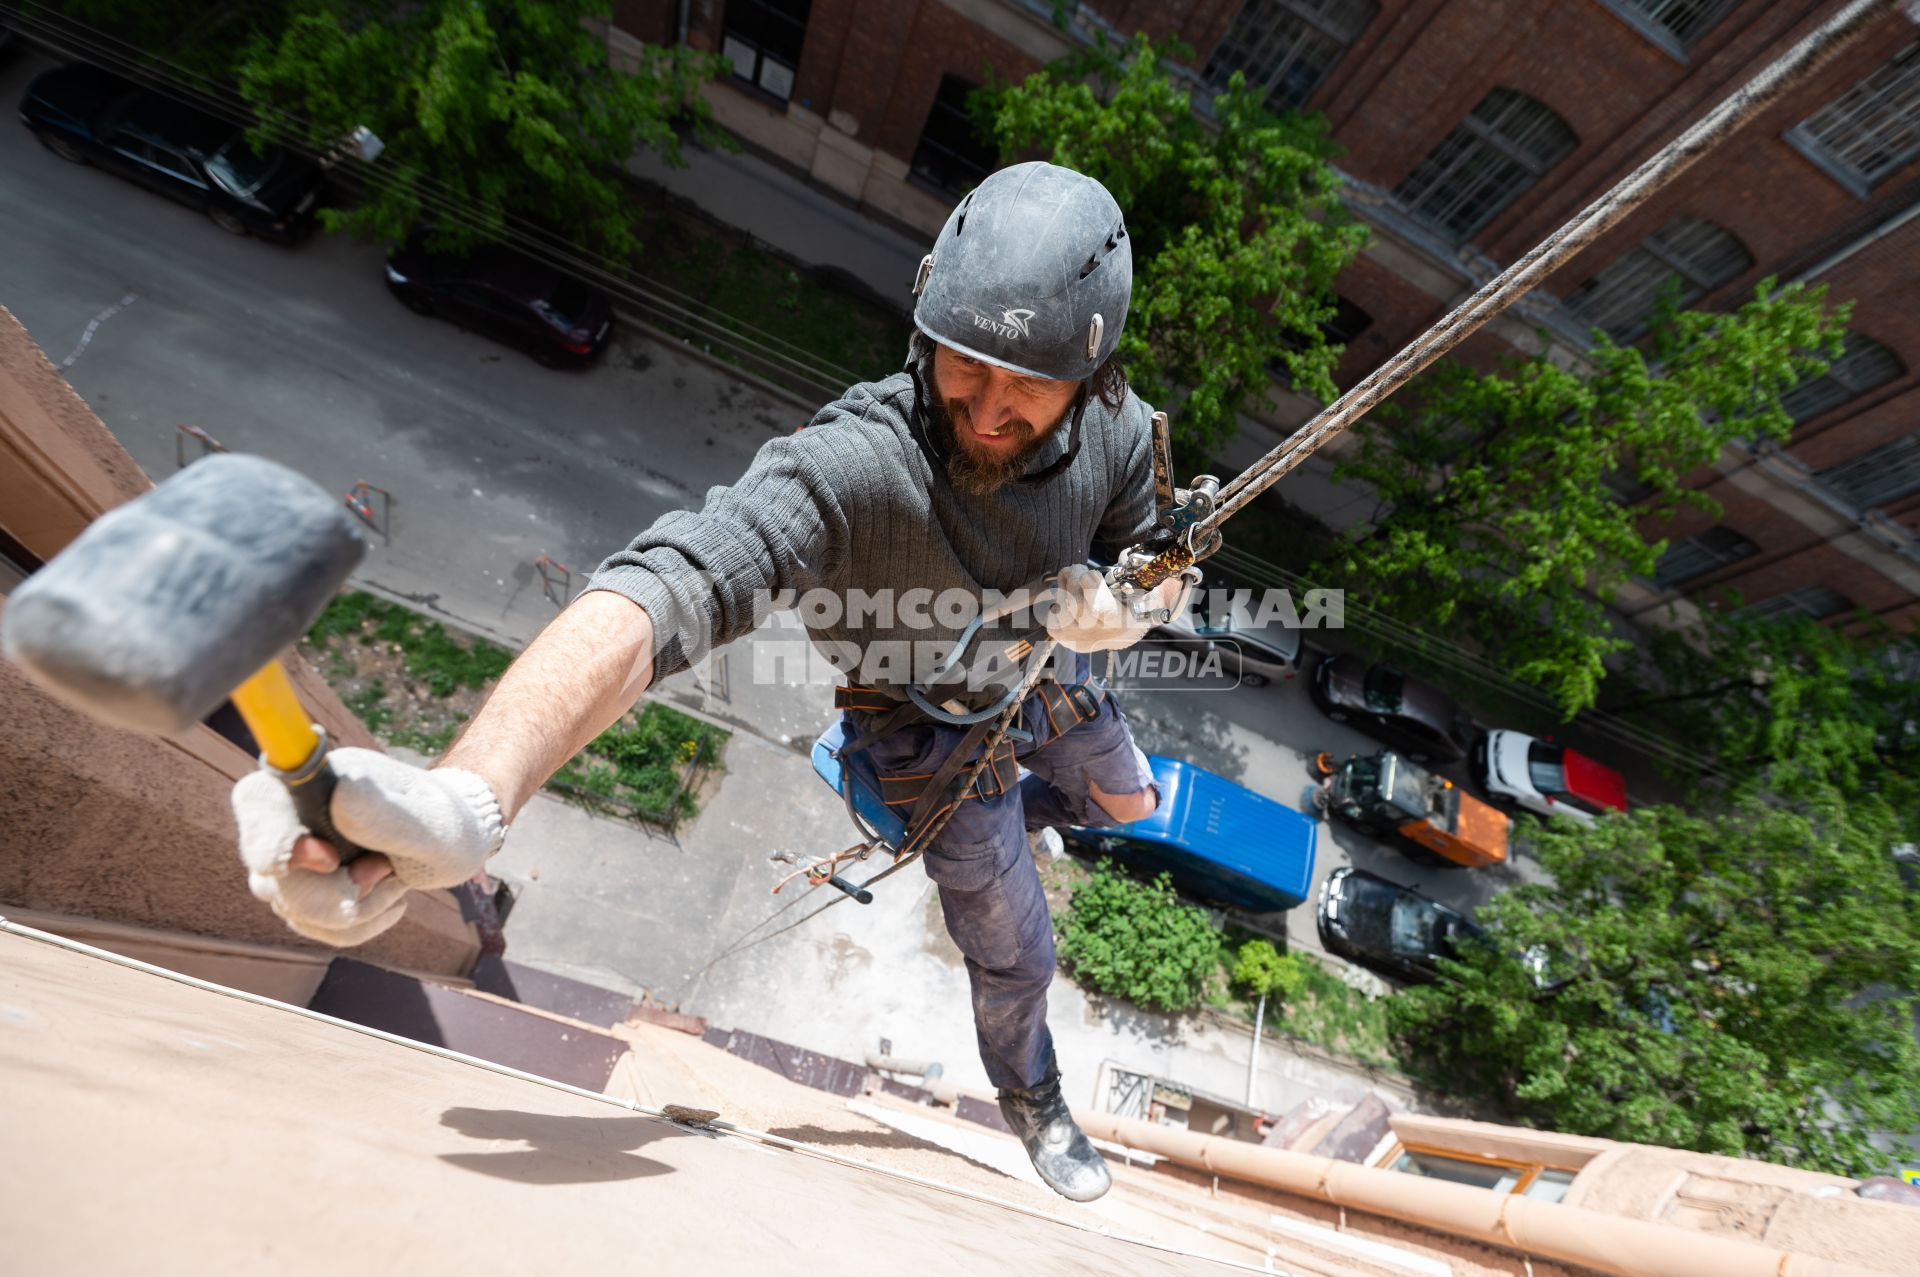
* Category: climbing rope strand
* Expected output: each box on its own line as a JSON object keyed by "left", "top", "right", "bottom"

{"left": 1199, "top": 0, "right": 1899, "bottom": 540}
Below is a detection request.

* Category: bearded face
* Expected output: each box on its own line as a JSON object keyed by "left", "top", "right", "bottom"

{"left": 926, "top": 344, "right": 1081, "bottom": 494}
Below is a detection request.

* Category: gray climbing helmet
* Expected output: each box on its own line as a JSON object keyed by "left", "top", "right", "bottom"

{"left": 912, "top": 161, "right": 1131, "bottom": 382}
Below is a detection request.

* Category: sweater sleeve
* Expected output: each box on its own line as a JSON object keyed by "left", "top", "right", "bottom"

{"left": 587, "top": 411, "right": 863, "bottom": 681}
{"left": 1092, "top": 392, "right": 1161, "bottom": 564}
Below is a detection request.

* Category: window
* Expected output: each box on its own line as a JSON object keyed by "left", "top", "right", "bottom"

{"left": 1391, "top": 1149, "right": 1524, "bottom": 1193}
{"left": 1600, "top": 0, "right": 1740, "bottom": 56}
{"left": 721, "top": 0, "right": 810, "bottom": 102}
{"left": 1815, "top": 433, "right": 1920, "bottom": 512}
{"left": 1395, "top": 89, "right": 1577, "bottom": 243}
{"left": 1746, "top": 585, "right": 1853, "bottom": 621}
{"left": 1563, "top": 216, "right": 1751, "bottom": 342}
{"left": 1781, "top": 334, "right": 1904, "bottom": 423}
{"left": 1525, "top": 1168, "right": 1578, "bottom": 1203}
{"left": 1789, "top": 42, "right": 1920, "bottom": 195}
{"left": 1205, "top": 0, "right": 1378, "bottom": 111}
{"left": 910, "top": 75, "right": 997, "bottom": 198}
{"left": 1653, "top": 525, "right": 1758, "bottom": 587}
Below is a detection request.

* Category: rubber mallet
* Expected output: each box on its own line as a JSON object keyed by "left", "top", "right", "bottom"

{"left": 3, "top": 453, "right": 370, "bottom": 860}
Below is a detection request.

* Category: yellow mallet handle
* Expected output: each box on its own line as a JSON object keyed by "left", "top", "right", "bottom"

{"left": 230, "top": 660, "right": 362, "bottom": 864}
{"left": 230, "top": 659, "right": 320, "bottom": 771}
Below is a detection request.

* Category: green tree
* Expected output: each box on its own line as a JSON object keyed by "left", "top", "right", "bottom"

{"left": 976, "top": 34, "right": 1368, "bottom": 458}
{"left": 1389, "top": 793, "right": 1920, "bottom": 1178}
{"left": 1625, "top": 607, "right": 1920, "bottom": 803}
{"left": 1233, "top": 937, "right": 1306, "bottom": 1003}
{"left": 1057, "top": 865, "right": 1223, "bottom": 1013}
{"left": 1320, "top": 284, "right": 1847, "bottom": 715}
{"left": 235, "top": 0, "right": 722, "bottom": 254}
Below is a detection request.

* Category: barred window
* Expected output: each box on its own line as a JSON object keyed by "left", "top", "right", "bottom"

{"left": 1395, "top": 89, "right": 1577, "bottom": 243}
{"left": 1600, "top": 0, "right": 1740, "bottom": 55}
{"left": 1815, "top": 432, "right": 1920, "bottom": 512}
{"left": 1781, "top": 334, "right": 1904, "bottom": 423}
{"left": 1745, "top": 585, "right": 1852, "bottom": 621}
{"left": 911, "top": 76, "right": 997, "bottom": 198}
{"left": 721, "top": 0, "right": 811, "bottom": 101}
{"left": 1563, "top": 216, "right": 1751, "bottom": 341}
{"left": 1205, "top": 0, "right": 1378, "bottom": 111}
{"left": 1653, "top": 525, "right": 1758, "bottom": 588}
{"left": 1789, "top": 42, "right": 1920, "bottom": 194}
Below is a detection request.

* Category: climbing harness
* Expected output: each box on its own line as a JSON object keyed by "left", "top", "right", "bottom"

{"left": 747, "top": 0, "right": 1899, "bottom": 933}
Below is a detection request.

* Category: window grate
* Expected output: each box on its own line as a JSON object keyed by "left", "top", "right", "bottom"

{"left": 1394, "top": 88, "right": 1577, "bottom": 242}
{"left": 1602, "top": 0, "right": 1740, "bottom": 50}
{"left": 910, "top": 75, "right": 997, "bottom": 198}
{"left": 1781, "top": 334, "right": 1905, "bottom": 423}
{"left": 1815, "top": 432, "right": 1920, "bottom": 512}
{"left": 1563, "top": 216, "right": 1750, "bottom": 341}
{"left": 1790, "top": 42, "right": 1920, "bottom": 192}
{"left": 1205, "top": 0, "right": 1378, "bottom": 111}
{"left": 722, "top": 0, "right": 811, "bottom": 101}
{"left": 1745, "top": 585, "right": 1852, "bottom": 621}
{"left": 1654, "top": 525, "right": 1758, "bottom": 587}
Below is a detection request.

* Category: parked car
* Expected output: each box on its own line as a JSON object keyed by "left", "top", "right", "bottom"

{"left": 385, "top": 239, "right": 614, "bottom": 367}
{"left": 1476, "top": 729, "right": 1627, "bottom": 827}
{"left": 1310, "top": 654, "right": 1474, "bottom": 763}
{"left": 1316, "top": 867, "right": 1487, "bottom": 984}
{"left": 1149, "top": 584, "right": 1303, "bottom": 685}
{"left": 19, "top": 64, "right": 325, "bottom": 241}
{"left": 1064, "top": 755, "right": 1319, "bottom": 913}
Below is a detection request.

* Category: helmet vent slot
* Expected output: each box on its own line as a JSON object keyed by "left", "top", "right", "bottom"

{"left": 1079, "top": 254, "right": 1101, "bottom": 279}
{"left": 954, "top": 192, "right": 974, "bottom": 236}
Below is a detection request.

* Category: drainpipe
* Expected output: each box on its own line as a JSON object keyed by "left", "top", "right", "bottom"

{"left": 1245, "top": 991, "right": 1265, "bottom": 1107}
{"left": 676, "top": 0, "right": 689, "bottom": 47}
{"left": 1073, "top": 1111, "right": 1886, "bottom": 1277}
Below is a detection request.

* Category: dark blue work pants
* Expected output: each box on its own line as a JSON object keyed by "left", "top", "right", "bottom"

{"left": 849, "top": 684, "right": 1156, "bottom": 1090}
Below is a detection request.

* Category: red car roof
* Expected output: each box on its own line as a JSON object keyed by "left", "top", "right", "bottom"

{"left": 1563, "top": 749, "right": 1627, "bottom": 812}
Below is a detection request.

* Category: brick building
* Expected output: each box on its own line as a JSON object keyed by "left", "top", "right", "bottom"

{"left": 615, "top": 0, "right": 1920, "bottom": 630}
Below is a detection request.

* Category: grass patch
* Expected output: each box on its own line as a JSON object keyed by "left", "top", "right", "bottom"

{"left": 631, "top": 198, "right": 913, "bottom": 392}
{"left": 550, "top": 701, "right": 731, "bottom": 823}
{"left": 1274, "top": 950, "right": 1398, "bottom": 1068}
{"left": 307, "top": 592, "right": 512, "bottom": 695}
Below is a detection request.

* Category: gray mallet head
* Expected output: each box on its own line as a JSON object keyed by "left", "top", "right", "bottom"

{"left": 2, "top": 453, "right": 365, "bottom": 735}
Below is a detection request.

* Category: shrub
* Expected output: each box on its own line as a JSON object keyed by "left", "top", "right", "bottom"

{"left": 1057, "top": 864, "right": 1222, "bottom": 1013}
{"left": 1233, "top": 938, "right": 1306, "bottom": 1004}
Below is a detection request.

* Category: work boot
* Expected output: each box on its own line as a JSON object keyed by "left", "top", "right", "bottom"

{"left": 997, "top": 1064, "right": 1111, "bottom": 1202}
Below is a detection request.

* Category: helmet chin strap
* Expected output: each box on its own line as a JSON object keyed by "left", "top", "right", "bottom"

{"left": 1014, "top": 383, "right": 1087, "bottom": 487}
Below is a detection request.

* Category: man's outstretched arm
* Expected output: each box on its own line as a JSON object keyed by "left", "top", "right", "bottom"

{"left": 437, "top": 589, "right": 655, "bottom": 820}
{"left": 260, "top": 590, "right": 656, "bottom": 918}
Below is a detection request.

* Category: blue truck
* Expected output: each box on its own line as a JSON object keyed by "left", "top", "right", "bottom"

{"left": 1067, "top": 755, "right": 1317, "bottom": 913}
{"left": 814, "top": 725, "right": 1316, "bottom": 914}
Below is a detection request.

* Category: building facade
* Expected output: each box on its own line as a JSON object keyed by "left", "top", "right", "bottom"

{"left": 617, "top": 0, "right": 1920, "bottom": 630}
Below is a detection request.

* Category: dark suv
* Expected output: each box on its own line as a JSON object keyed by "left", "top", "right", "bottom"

{"left": 1310, "top": 654, "right": 1474, "bottom": 764}
{"left": 20, "top": 64, "right": 326, "bottom": 241}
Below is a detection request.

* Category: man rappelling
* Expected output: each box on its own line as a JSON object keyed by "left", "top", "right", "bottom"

{"left": 233, "top": 161, "right": 1190, "bottom": 1203}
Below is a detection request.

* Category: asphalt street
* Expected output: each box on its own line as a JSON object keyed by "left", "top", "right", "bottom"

{"left": 0, "top": 47, "right": 1546, "bottom": 974}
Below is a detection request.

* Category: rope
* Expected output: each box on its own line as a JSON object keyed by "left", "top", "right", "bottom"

{"left": 1194, "top": 0, "right": 1898, "bottom": 540}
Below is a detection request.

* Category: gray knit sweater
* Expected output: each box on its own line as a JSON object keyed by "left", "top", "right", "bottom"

{"left": 587, "top": 369, "right": 1158, "bottom": 689}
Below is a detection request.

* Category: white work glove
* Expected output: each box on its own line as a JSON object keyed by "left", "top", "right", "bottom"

{"left": 232, "top": 747, "right": 508, "bottom": 947}
{"left": 1045, "top": 564, "right": 1195, "bottom": 654}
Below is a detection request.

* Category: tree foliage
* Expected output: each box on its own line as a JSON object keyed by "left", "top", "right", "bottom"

{"left": 1321, "top": 284, "right": 1848, "bottom": 715}
{"left": 1057, "top": 864, "right": 1223, "bottom": 1013}
{"left": 41, "top": 1, "right": 721, "bottom": 256}
{"left": 237, "top": 0, "right": 722, "bottom": 254}
{"left": 1390, "top": 794, "right": 1920, "bottom": 1178}
{"left": 976, "top": 34, "right": 1368, "bottom": 458}
{"left": 1233, "top": 937, "right": 1307, "bottom": 1003}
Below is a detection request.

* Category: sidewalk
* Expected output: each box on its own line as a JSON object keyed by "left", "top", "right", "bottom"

{"left": 485, "top": 719, "right": 1418, "bottom": 1119}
